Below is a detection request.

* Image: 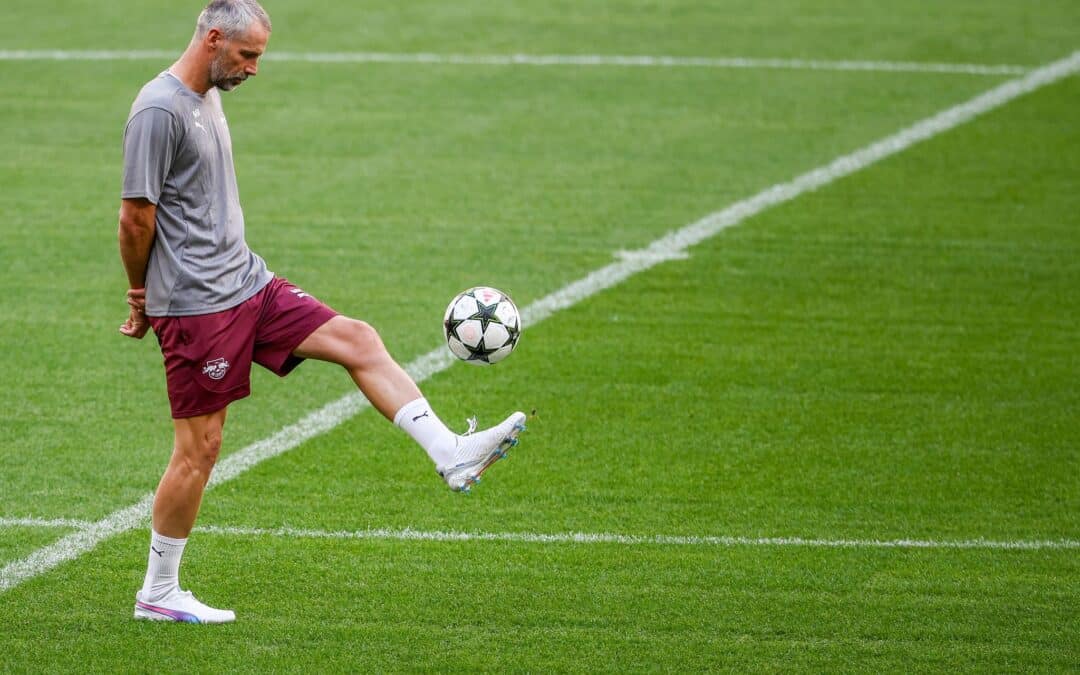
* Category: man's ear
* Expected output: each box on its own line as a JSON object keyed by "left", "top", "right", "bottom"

{"left": 205, "top": 27, "right": 227, "bottom": 51}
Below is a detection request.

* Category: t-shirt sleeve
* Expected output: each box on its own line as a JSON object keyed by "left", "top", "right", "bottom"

{"left": 121, "top": 107, "right": 178, "bottom": 204}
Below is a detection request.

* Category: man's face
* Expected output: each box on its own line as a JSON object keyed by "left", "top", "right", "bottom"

{"left": 208, "top": 24, "right": 269, "bottom": 92}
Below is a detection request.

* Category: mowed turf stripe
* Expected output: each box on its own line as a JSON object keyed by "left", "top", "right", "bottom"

{"left": 198, "top": 525, "right": 1080, "bottom": 551}
{"left": 0, "top": 49, "right": 1028, "bottom": 75}
{"left": 0, "top": 517, "right": 94, "bottom": 530}
{"left": 2, "top": 49, "right": 1077, "bottom": 595}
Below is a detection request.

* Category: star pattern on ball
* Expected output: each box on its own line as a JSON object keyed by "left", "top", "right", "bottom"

{"left": 474, "top": 298, "right": 500, "bottom": 333}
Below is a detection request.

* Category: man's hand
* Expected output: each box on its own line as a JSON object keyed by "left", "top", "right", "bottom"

{"left": 119, "top": 288, "right": 150, "bottom": 339}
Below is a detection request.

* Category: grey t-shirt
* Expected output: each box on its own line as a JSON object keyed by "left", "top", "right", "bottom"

{"left": 122, "top": 71, "right": 272, "bottom": 317}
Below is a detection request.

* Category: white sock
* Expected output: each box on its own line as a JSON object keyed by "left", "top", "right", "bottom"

{"left": 394, "top": 397, "right": 457, "bottom": 467}
{"left": 140, "top": 530, "right": 187, "bottom": 602}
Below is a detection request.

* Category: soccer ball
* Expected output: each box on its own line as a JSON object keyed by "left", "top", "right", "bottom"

{"left": 443, "top": 286, "right": 522, "bottom": 365}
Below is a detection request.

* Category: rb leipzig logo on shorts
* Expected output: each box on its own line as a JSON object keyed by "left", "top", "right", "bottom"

{"left": 202, "top": 357, "right": 230, "bottom": 380}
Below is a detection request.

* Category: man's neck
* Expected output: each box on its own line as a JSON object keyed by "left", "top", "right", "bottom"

{"left": 169, "top": 50, "right": 211, "bottom": 95}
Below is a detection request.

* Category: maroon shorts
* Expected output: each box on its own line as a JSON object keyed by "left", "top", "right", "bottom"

{"left": 148, "top": 277, "right": 338, "bottom": 418}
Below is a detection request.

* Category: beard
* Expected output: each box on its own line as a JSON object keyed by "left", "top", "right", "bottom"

{"left": 209, "top": 52, "right": 247, "bottom": 91}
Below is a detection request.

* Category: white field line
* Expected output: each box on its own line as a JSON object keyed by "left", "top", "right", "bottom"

{"left": 1, "top": 49, "right": 1078, "bottom": 595}
{"left": 0, "top": 49, "right": 1029, "bottom": 76}
{"left": 198, "top": 525, "right": 1080, "bottom": 551}
{"left": 3, "top": 518, "right": 1075, "bottom": 550}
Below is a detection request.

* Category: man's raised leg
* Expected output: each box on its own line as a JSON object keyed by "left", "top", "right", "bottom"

{"left": 294, "top": 316, "right": 526, "bottom": 492}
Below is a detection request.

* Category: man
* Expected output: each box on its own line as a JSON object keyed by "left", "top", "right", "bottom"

{"left": 119, "top": 0, "right": 526, "bottom": 624}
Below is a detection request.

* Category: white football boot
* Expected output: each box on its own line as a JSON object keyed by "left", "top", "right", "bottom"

{"left": 438, "top": 411, "right": 527, "bottom": 493}
{"left": 134, "top": 588, "right": 236, "bottom": 624}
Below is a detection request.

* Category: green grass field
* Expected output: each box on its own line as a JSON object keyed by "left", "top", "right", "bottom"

{"left": 1, "top": 1, "right": 1078, "bottom": 671}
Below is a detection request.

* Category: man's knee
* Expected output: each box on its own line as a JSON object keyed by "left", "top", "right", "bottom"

{"left": 349, "top": 318, "right": 382, "bottom": 347}
{"left": 342, "top": 318, "right": 389, "bottom": 367}
{"left": 200, "top": 426, "right": 223, "bottom": 465}
{"left": 173, "top": 421, "right": 223, "bottom": 477}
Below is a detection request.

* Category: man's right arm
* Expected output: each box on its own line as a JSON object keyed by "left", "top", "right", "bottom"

{"left": 118, "top": 198, "right": 156, "bottom": 339}
{"left": 119, "top": 104, "right": 175, "bottom": 339}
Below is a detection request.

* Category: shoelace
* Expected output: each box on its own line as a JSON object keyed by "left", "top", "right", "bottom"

{"left": 462, "top": 416, "right": 478, "bottom": 436}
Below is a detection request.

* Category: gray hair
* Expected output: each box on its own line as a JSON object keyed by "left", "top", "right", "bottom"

{"left": 195, "top": 0, "right": 271, "bottom": 39}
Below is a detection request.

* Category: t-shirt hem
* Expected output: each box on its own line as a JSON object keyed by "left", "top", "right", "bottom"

{"left": 145, "top": 273, "right": 274, "bottom": 318}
